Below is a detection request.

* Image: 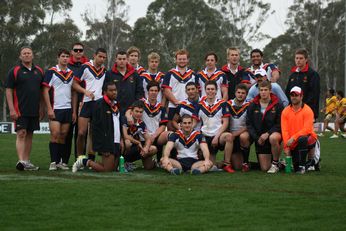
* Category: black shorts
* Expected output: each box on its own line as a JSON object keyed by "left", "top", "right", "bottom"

{"left": 233, "top": 136, "right": 241, "bottom": 153}
{"left": 52, "top": 109, "right": 72, "bottom": 123}
{"left": 168, "top": 107, "right": 177, "bottom": 120}
{"left": 124, "top": 142, "right": 145, "bottom": 162}
{"left": 254, "top": 139, "right": 272, "bottom": 155}
{"left": 79, "top": 101, "right": 96, "bottom": 118}
{"left": 205, "top": 136, "right": 224, "bottom": 155}
{"left": 98, "top": 143, "right": 121, "bottom": 157}
{"left": 15, "top": 116, "right": 39, "bottom": 132}
{"left": 178, "top": 157, "right": 199, "bottom": 172}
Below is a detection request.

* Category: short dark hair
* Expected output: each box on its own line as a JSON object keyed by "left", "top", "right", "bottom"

{"left": 250, "top": 48, "right": 263, "bottom": 58}
{"left": 205, "top": 80, "right": 218, "bottom": 90}
{"left": 147, "top": 81, "right": 160, "bottom": 91}
{"left": 204, "top": 52, "right": 218, "bottom": 62}
{"left": 337, "top": 90, "right": 344, "bottom": 98}
{"left": 131, "top": 100, "right": 144, "bottom": 109}
{"left": 20, "top": 46, "right": 32, "bottom": 53}
{"left": 328, "top": 88, "right": 335, "bottom": 95}
{"left": 181, "top": 114, "right": 193, "bottom": 121}
{"left": 57, "top": 48, "right": 70, "bottom": 57}
{"left": 295, "top": 48, "right": 309, "bottom": 59}
{"left": 185, "top": 82, "right": 198, "bottom": 89}
{"left": 116, "top": 50, "right": 127, "bottom": 57}
{"left": 258, "top": 80, "right": 272, "bottom": 90}
{"left": 235, "top": 83, "right": 248, "bottom": 94}
{"left": 95, "top": 48, "right": 107, "bottom": 55}
{"left": 102, "top": 81, "right": 116, "bottom": 92}
{"left": 72, "top": 42, "right": 84, "bottom": 49}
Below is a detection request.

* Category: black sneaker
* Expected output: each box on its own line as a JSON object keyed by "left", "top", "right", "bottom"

{"left": 16, "top": 161, "right": 25, "bottom": 171}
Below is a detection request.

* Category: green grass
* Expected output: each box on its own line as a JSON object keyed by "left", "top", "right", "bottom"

{"left": 0, "top": 134, "right": 346, "bottom": 230}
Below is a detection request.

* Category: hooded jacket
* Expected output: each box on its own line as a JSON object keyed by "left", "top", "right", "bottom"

{"left": 246, "top": 93, "right": 283, "bottom": 141}
{"left": 104, "top": 63, "right": 144, "bottom": 114}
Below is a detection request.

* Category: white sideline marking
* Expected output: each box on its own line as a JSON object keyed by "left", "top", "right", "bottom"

{"left": 0, "top": 174, "right": 71, "bottom": 181}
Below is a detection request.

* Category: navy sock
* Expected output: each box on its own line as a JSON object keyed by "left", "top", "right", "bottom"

{"left": 241, "top": 147, "right": 250, "bottom": 163}
{"left": 49, "top": 142, "right": 60, "bottom": 163}
{"left": 59, "top": 143, "right": 68, "bottom": 164}
{"left": 88, "top": 154, "right": 95, "bottom": 161}
{"left": 82, "top": 158, "right": 89, "bottom": 166}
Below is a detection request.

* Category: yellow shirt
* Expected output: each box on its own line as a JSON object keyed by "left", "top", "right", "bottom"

{"left": 336, "top": 98, "right": 346, "bottom": 115}
{"left": 325, "top": 96, "right": 337, "bottom": 114}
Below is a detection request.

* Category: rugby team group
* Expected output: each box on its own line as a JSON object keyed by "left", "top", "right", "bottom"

{"left": 4, "top": 43, "right": 345, "bottom": 175}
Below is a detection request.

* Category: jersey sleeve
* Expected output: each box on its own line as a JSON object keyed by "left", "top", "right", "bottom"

{"left": 160, "top": 107, "right": 169, "bottom": 125}
{"left": 196, "top": 133, "right": 206, "bottom": 143}
{"left": 73, "top": 65, "right": 86, "bottom": 82}
{"left": 162, "top": 72, "right": 172, "bottom": 89}
{"left": 168, "top": 132, "right": 178, "bottom": 142}
{"left": 241, "top": 70, "right": 252, "bottom": 84}
{"left": 222, "top": 101, "right": 230, "bottom": 117}
{"left": 221, "top": 72, "right": 228, "bottom": 87}
{"left": 42, "top": 69, "right": 54, "bottom": 88}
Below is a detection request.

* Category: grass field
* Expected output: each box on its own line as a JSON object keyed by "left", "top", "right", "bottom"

{"left": 0, "top": 134, "right": 346, "bottom": 230}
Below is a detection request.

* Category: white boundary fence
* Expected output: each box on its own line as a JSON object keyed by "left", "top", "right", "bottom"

{"left": 0, "top": 122, "right": 328, "bottom": 134}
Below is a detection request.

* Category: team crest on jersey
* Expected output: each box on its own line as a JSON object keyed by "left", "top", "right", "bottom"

{"left": 271, "top": 108, "right": 276, "bottom": 113}
{"left": 129, "top": 76, "right": 134, "bottom": 83}
{"left": 113, "top": 79, "right": 118, "bottom": 83}
{"left": 106, "top": 111, "right": 111, "bottom": 114}
{"left": 254, "top": 110, "right": 259, "bottom": 113}
{"left": 303, "top": 76, "right": 308, "bottom": 82}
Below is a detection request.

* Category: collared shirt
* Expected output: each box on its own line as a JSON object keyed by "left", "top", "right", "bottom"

{"left": 169, "top": 130, "right": 205, "bottom": 159}
{"left": 43, "top": 65, "right": 74, "bottom": 109}
{"left": 197, "top": 68, "right": 227, "bottom": 99}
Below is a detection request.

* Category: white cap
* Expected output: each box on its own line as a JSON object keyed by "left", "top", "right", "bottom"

{"left": 254, "top": 69, "right": 267, "bottom": 77}
{"left": 290, "top": 86, "right": 303, "bottom": 95}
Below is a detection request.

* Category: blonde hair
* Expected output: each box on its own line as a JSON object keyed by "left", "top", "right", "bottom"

{"left": 127, "top": 46, "right": 141, "bottom": 57}
{"left": 175, "top": 49, "right": 189, "bottom": 59}
{"left": 227, "top": 47, "right": 240, "bottom": 56}
{"left": 148, "top": 52, "right": 160, "bottom": 61}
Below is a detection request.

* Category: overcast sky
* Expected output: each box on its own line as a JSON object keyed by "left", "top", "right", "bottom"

{"left": 67, "top": 0, "right": 293, "bottom": 49}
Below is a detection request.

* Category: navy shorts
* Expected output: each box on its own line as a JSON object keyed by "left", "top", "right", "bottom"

{"left": 168, "top": 107, "right": 177, "bottom": 120}
{"left": 15, "top": 116, "right": 39, "bottom": 132}
{"left": 124, "top": 142, "right": 145, "bottom": 162}
{"left": 79, "top": 101, "right": 96, "bottom": 118}
{"left": 53, "top": 109, "right": 72, "bottom": 123}
{"left": 178, "top": 157, "right": 199, "bottom": 172}
{"left": 232, "top": 136, "right": 241, "bottom": 153}
{"left": 205, "top": 136, "right": 224, "bottom": 155}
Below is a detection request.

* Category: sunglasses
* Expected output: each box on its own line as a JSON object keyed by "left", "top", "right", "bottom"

{"left": 73, "top": 48, "right": 84, "bottom": 53}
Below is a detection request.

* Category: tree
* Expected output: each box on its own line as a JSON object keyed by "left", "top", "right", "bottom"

{"left": 207, "top": 0, "right": 273, "bottom": 51}
{"left": 132, "top": 0, "right": 248, "bottom": 71}
{"left": 83, "top": 0, "right": 132, "bottom": 68}
{"left": 31, "top": 19, "right": 81, "bottom": 69}
{"left": 0, "top": 0, "right": 75, "bottom": 121}
{"left": 264, "top": 0, "right": 345, "bottom": 92}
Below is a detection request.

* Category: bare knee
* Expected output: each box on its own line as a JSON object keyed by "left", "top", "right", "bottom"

{"left": 17, "top": 130, "right": 27, "bottom": 139}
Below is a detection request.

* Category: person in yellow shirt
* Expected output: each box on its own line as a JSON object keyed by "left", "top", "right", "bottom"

{"left": 318, "top": 89, "right": 337, "bottom": 136}
{"left": 330, "top": 91, "right": 346, "bottom": 138}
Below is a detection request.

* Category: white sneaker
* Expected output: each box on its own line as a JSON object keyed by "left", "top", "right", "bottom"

{"left": 267, "top": 164, "right": 279, "bottom": 174}
{"left": 341, "top": 133, "right": 346, "bottom": 138}
{"left": 49, "top": 162, "right": 57, "bottom": 171}
{"left": 330, "top": 134, "right": 339, "bottom": 138}
{"left": 72, "top": 156, "right": 86, "bottom": 173}
{"left": 317, "top": 133, "right": 324, "bottom": 137}
{"left": 57, "top": 163, "right": 69, "bottom": 170}
{"left": 24, "top": 161, "right": 39, "bottom": 171}
{"left": 209, "top": 165, "right": 223, "bottom": 172}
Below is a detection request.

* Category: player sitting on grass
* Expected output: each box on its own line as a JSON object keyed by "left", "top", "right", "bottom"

{"left": 72, "top": 82, "right": 121, "bottom": 172}
{"left": 161, "top": 114, "right": 212, "bottom": 175}
{"left": 123, "top": 100, "right": 157, "bottom": 170}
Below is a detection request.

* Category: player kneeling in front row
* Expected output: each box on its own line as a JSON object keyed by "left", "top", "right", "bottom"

{"left": 161, "top": 114, "right": 213, "bottom": 175}
{"left": 72, "top": 82, "right": 121, "bottom": 172}
{"left": 281, "top": 86, "right": 318, "bottom": 174}
{"left": 123, "top": 100, "right": 157, "bottom": 170}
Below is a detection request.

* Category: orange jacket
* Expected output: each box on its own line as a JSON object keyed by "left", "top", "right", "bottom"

{"left": 281, "top": 104, "right": 317, "bottom": 149}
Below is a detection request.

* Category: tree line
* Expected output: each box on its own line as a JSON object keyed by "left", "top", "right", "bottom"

{"left": 0, "top": 0, "right": 345, "bottom": 121}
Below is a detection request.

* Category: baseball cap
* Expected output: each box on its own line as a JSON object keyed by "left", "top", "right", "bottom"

{"left": 254, "top": 69, "right": 267, "bottom": 77}
{"left": 290, "top": 86, "right": 303, "bottom": 95}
